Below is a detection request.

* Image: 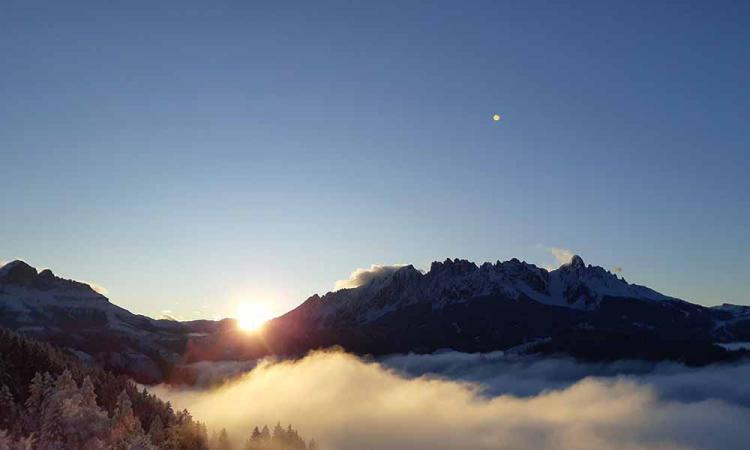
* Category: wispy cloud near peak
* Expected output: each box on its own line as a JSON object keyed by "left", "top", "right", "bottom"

{"left": 334, "top": 264, "right": 407, "bottom": 290}
{"left": 549, "top": 247, "right": 576, "bottom": 266}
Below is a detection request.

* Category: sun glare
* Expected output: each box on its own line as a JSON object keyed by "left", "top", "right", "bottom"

{"left": 236, "top": 303, "right": 272, "bottom": 332}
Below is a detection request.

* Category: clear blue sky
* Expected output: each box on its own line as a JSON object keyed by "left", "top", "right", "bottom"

{"left": 2, "top": 0, "right": 748, "bottom": 319}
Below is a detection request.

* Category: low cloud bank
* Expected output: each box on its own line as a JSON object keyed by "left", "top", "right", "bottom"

{"left": 334, "top": 264, "right": 407, "bottom": 290}
{"left": 154, "top": 350, "right": 750, "bottom": 450}
{"left": 381, "top": 350, "right": 750, "bottom": 406}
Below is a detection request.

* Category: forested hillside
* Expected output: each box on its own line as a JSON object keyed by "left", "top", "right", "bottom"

{"left": 0, "top": 328, "right": 209, "bottom": 449}
{"left": 0, "top": 328, "right": 320, "bottom": 450}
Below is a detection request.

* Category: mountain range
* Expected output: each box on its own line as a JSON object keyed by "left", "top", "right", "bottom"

{"left": 1, "top": 256, "right": 748, "bottom": 383}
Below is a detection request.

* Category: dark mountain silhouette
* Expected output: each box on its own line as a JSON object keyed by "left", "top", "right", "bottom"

{"left": 227, "top": 255, "right": 750, "bottom": 366}
{"left": 0, "top": 260, "right": 234, "bottom": 383}
{"left": 1, "top": 257, "right": 748, "bottom": 383}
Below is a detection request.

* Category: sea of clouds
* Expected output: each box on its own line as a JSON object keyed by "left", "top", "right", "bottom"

{"left": 153, "top": 350, "right": 750, "bottom": 450}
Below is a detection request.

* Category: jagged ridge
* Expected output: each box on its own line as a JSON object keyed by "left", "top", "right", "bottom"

{"left": 289, "top": 255, "right": 674, "bottom": 326}
{"left": 1, "top": 257, "right": 749, "bottom": 380}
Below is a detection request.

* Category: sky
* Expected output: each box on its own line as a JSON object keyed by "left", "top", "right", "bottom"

{"left": 1, "top": 0, "right": 748, "bottom": 320}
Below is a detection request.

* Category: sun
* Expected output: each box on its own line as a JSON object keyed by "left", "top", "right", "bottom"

{"left": 235, "top": 303, "right": 272, "bottom": 332}
{"left": 492, "top": 113, "right": 501, "bottom": 121}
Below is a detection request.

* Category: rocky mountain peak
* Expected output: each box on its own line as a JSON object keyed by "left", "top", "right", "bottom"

{"left": 559, "top": 254, "right": 586, "bottom": 269}
{"left": 428, "top": 258, "right": 478, "bottom": 276}
{"left": 393, "top": 264, "right": 422, "bottom": 280}
{"left": 569, "top": 254, "right": 585, "bottom": 267}
{"left": 297, "top": 254, "right": 683, "bottom": 327}
{"left": 0, "top": 260, "right": 107, "bottom": 299}
{"left": 0, "top": 260, "right": 39, "bottom": 285}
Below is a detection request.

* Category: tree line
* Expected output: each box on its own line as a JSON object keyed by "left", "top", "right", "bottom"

{"left": 0, "top": 328, "right": 209, "bottom": 449}
{"left": 0, "top": 329, "right": 321, "bottom": 450}
{"left": 209, "top": 423, "right": 317, "bottom": 450}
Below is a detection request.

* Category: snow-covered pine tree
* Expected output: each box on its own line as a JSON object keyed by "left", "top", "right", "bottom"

{"left": 80, "top": 376, "right": 97, "bottom": 409}
{"left": 110, "top": 389, "right": 152, "bottom": 450}
{"left": 148, "top": 415, "right": 166, "bottom": 445}
{"left": 0, "top": 329, "right": 210, "bottom": 449}
{"left": 0, "top": 385, "right": 17, "bottom": 433}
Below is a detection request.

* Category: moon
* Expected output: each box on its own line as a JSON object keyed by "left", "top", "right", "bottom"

{"left": 492, "top": 114, "right": 501, "bottom": 121}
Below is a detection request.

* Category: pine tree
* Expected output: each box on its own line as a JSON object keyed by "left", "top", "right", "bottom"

{"left": 148, "top": 415, "right": 166, "bottom": 445}
{"left": 245, "top": 426, "right": 262, "bottom": 450}
{"left": 23, "top": 372, "right": 46, "bottom": 433}
{"left": 80, "top": 376, "right": 97, "bottom": 408}
{"left": 64, "top": 377, "right": 109, "bottom": 450}
{"left": 0, "top": 429, "right": 13, "bottom": 450}
{"left": 34, "top": 369, "right": 108, "bottom": 450}
{"left": 216, "top": 428, "right": 232, "bottom": 450}
{"left": 271, "top": 422, "right": 284, "bottom": 448}
{"left": 164, "top": 409, "right": 209, "bottom": 450}
{"left": 38, "top": 371, "right": 76, "bottom": 450}
{"left": 114, "top": 390, "right": 140, "bottom": 433}
{"left": 25, "top": 372, "right": 45, "bottom": 410}
{"left": 111, "top": 390, "right": 147, "bottom": 450}
{"left": 55, "top": 370, "right": 76, "bottom": 392}
{"left": 0, "top": 385, "right": 16, "bottom": 433}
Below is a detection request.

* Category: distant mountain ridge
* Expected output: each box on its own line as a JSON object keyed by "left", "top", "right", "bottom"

{"left": 0, "top": 260, "right": 234, "bottom": 383}
{"left": 257, "top": 255, "right": 750, "bottom": 364}
{"left": 287, "top": 255, "right": 676, "bottom": 328}
{"left": 1, "top": 257, "right": 749, "bottom": 383}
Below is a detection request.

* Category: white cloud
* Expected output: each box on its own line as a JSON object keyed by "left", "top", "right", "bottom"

{"left": 534, "top": 246, "right": 577, "bottom": 270}
{"left": 160, "top": 310, "right": 181, "bottom": 321}
{"left": 153, "top": 350, "right": 750, "bottom": 450}
{"left": 549, "top": 247, "right": 575, "bottom": 266}
{"left": 334, "top": 264, "right": 407, "bottom": 290}
{"left": 84, "top": 281, "right": 108, "bottom": 295}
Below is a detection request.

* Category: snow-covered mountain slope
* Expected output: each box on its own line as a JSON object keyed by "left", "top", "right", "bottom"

{"left": 287, "top": 255, "right": 676, "bottom": 327}
{"left": 1, "top": 257, "right": 748, "bottom": 381}
{"left": 259, "top": 255, "right": 750, "bottom": 365}
{"left": 1, "top": 260, "right": 150, "bottom": 332}
{"left": 711, "top": 303, "right": 750, "bottom": 340}
{"left": 0, "top": 260, "right": 227, "bottom": 382}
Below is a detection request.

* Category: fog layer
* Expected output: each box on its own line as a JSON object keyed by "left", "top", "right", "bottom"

{"left": 154, "top": 350, "right": 750, "bottom": 450}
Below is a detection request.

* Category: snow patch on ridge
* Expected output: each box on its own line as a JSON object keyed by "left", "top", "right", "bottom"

{"left": 297, "top": 255, "right": 677, "bottom": 326}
